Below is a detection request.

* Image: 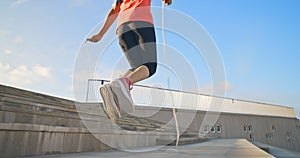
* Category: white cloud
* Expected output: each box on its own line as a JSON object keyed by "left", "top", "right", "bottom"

{"left": 0, "top": 62, "right": 11, "bottom": 72}
{"left": 0, "top": 31, "right": 24, "bottom": 47}
{"left": 0, "top": 30, "right": 12, "bottom": 43}
{"left": 0, "top": 62, "right": 53, "bottom": 86}
{"left": 4, "top": 49, "right": 13, "bottom": 54}
{"left": 11, "top": 0, "right": 29, "bottom": 7}
{"left": 13, "top": 35, "right": 24, "bottom": 44}
{"left": 32, "top": 65, "right": 52, "bottom": 78}
{"left": 0, "top": 30, "right": 11, "bottom": 36}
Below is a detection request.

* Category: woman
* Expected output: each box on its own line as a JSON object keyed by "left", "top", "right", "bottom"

{"left": 87, "top": 0, "right": 172, "bottom": 121}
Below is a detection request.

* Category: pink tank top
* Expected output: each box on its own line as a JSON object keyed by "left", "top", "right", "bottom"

{"left": 117, "top": 0, "right": 154, "bottom": 29}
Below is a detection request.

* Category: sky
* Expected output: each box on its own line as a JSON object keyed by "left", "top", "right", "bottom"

{"left": 0, "top": 0, "right": 300, "bottom": 118}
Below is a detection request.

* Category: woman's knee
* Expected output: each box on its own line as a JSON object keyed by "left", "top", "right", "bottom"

{"left": 143, "top": 62, "right": 157, "bottom": 77}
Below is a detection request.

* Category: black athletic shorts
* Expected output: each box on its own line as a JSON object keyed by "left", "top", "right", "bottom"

{"left": 118, "top": 21, "right": 157, "bottom": 72}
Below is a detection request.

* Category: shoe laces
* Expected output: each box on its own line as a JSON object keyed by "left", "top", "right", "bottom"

{"left": 129, "top": 84, "right": 133, "bottom": 91}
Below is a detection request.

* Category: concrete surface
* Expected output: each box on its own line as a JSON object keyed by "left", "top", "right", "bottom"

{"left": 253, "top": 141, "right": 300, "bottom": 158}
{"left": 22, "top": 139, "right": 274, "bottom": 158}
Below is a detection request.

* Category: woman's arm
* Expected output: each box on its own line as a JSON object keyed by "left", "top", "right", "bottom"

{"left": 87, "top": 4, "right": 121, "bottom": 43}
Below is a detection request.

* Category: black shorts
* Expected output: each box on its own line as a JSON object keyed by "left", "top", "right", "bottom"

{"left": 118, "top": 21, "right": 157, "bottom": 72}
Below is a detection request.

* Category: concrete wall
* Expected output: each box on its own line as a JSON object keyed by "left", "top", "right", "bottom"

{"left": 187, "top": 112, "right": 300, "bottom": 152}
{"left": 0, "top": 123, "right": 110, "bottom": 158}
{"left": 131, "top": 104, "right": 300, "bottom": 152}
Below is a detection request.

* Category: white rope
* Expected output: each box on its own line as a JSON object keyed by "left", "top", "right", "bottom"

{"left": 84, "top": 41, "right": 91, "bottom": 63}
{"left": 162, "top": 2, "right": 180, "bottom": 147}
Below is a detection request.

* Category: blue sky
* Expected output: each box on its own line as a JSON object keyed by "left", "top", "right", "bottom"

{"left": 0, "top": 0, "right": 300, "bottom": 117}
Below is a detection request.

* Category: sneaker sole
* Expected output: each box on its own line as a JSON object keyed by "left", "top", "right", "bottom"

{"left": 110, "top": 79, "right": 134, "bottom": 113}
{"left": 99, "top": 85, "right": 121, "bottom": 121}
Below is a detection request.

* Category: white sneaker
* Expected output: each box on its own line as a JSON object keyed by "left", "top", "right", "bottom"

{"left": 99, "top": 84, "right": 121, "bottom": 121}
{"left": 110, "top": 78, "right": 134, "bottom": 113}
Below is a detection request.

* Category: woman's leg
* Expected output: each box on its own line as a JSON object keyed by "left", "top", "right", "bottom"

{"left": 127, "top": 65, "right": 149, "bottom": 84}
{"left": 121, "top": 70, "right": 133, "bottom": 78}
{"left": 109, "top": 22, "right": 157, "bottom": 113}
{"left": 121, "top": 22, "right": 157, "bottom": 84}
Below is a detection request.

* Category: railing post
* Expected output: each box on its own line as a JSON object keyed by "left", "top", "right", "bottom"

{"left": 85, "top": 80, "right": 90, "bottom": 103}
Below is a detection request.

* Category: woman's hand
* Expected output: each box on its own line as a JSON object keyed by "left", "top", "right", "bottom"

{"left": 163, "top": 0, "right": 172, "bottom": 5}
{"left": 86, "top": 34, "right": 103, "bottom": 43}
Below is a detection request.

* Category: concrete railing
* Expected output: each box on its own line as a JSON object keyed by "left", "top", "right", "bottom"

{"left": 86, "top": 79, "right": 297, "bottom": 118}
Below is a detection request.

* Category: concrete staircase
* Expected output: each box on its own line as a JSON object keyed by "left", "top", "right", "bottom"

{"left": 0, "top": 85, "right": 110, "bottom": 157}
{"left": 0, "top": 85, "right": 204, "bottom": 157}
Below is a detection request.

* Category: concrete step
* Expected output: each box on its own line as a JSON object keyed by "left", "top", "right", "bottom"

{"left": 116, "top": 115, "right": 167, "bottom": 131}
{"left": 0, "top": 85, "right": 74, "bottom": 108}
{"left": 156, "top": 136, "right": 208, "bottom": 146}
